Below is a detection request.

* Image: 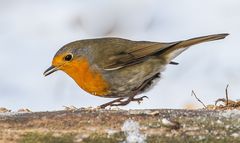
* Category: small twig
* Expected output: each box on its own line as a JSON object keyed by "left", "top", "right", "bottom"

{"left": 191, "top": 90, "right": 207, "bottom": 108}
{"left": 215, "top": 98, "right": 226, "bottom": 106}
{"left": 225, "top": 84, "right": 229, "bottom": 106}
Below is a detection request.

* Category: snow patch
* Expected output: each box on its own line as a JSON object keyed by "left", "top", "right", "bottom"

{"left": 0, "top": 112, "right": 27, "bottom": 117}
{"left": 231, "top": 132, "right": 240, "bottom": 138}
{"left": 220, "top": 109, "right": 240, "bottom": 118}
{"left": 162, "top": 118, "right": 174, "bottom": 126}
{"left": 121, "top": 119, "right": 146, "bottom": 143}
{"left": 106, "top": 129, "right": 118, "bottom": 137}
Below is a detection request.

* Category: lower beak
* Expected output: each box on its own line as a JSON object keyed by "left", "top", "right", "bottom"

{"left": 43, "top": 65, "right": 58, "bottom": 76}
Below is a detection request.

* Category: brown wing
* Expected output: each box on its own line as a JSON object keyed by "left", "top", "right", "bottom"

{"left": 103, "top": 33, "right": 229, "bottom": 71}
{"left": 103, "top": 41, "right": 179, "bottom": 70}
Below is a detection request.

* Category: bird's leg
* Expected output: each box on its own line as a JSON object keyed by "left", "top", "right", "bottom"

{"left": 108, "top": 95, "right": 148, "bottom": 107}
{"left": 99, "top": 97, "right": 126, "bottom": 109}
{"left": 99, "top": 73, "right": 159, "bottom": 108}
{"left": 99, "top": 94, "right": 148, "bottom": 108}
{"left": 99, "top": 80, "right": 150, "bottom": 108}
{"left": 99, "top": 74, "right": 160, "bottom": 108}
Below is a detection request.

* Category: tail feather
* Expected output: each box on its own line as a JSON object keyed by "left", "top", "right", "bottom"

{"left": 176, "top": 33, "right": 229, "bottom": 48}
{"left": 162, "top": 33, "right": 229, "bottom": 62}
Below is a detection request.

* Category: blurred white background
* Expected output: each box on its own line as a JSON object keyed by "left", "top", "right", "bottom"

{"left": 0, "top": 0, "right": 239, "bottom": 111}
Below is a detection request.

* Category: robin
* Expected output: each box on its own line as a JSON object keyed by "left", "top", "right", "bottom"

{"left": 43, "top": 33, "right": 228, "bottom": 108}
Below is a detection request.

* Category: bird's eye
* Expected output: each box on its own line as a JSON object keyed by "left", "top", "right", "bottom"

{"left": 64, "top": 54, "right": 73, "bottom": 61}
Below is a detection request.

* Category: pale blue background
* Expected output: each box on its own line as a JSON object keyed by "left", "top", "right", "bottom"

{"left": 0, "top": 0, "right": 239, "bottom": 111}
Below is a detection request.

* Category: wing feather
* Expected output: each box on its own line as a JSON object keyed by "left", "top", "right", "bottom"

{"left": 103, "top": 33, "right": 228, "bottom": 71}
{"left": 104, "top": 42, "right": 179, "bottom": 70}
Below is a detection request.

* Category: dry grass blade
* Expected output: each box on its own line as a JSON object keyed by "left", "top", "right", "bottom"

{"left": 191, "top": 90, "right": 207, "bottom": 108}
{"left": 225, "top": 84, "right": 229, "bottom": 106}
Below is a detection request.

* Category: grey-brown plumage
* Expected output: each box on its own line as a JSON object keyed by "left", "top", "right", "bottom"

{"left": 45, "top": 33, "right": 229, "bottom": 108}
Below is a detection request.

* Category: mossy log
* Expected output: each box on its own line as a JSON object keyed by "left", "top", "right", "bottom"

{"left": 0, "top": 109, "right": 240, "bottom": 143}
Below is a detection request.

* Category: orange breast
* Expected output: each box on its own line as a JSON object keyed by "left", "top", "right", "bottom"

{"left": 63, "top": 58, "right": 110, "bottom": 96}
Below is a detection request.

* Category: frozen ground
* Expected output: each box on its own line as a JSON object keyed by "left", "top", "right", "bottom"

{"left": 0, "top": 0, "right": 239, "bottom": 111}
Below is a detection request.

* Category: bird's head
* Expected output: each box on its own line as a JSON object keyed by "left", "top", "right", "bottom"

{"left": 43, "top": 41, "right": 83, "bottom": 76}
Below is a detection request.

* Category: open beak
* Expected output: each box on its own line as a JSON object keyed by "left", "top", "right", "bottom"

{"left": 43, "top": 65, "right": 58, "bottom": 76}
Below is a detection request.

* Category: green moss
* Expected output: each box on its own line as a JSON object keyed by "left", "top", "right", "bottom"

{"left": 19, "top": 132, "right": 74, "bottom": 143}
{"left": 81, "top": 132, "right": 125, "bottom": 143}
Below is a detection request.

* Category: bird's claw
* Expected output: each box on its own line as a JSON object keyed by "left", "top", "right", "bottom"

{"left": 132, "top": 96, "right": 148, "bottom": 104}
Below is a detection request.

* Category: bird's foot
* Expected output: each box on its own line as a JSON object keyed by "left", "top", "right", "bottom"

{"left": 131, "top": 96, "right": 148, "bottom": 104}
{"left": 99, "top": 96, "right": 148, "bottom": 109}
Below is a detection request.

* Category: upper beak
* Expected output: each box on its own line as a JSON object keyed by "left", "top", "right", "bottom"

{"left": 43, "top": 65, "right": 58, "bottom": 76}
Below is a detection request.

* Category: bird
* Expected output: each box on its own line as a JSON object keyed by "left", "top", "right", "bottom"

{"left": 43, "top": 33, "right": 229, "bottom": 108}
